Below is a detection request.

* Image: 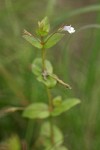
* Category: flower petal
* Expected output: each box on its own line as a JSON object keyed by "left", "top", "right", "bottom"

{"left": 62, "top": 25, "right": 75, "bottom": 34}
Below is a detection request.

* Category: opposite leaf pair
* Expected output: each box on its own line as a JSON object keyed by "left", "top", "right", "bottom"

{"left": 23, "top": 16, "right": 75, "bottom": 50}
{"left": 23, "top": 97, "right": 80, "bottom": 119}
{"left": 32, "top": 58, "right": 71, "bottom": 89}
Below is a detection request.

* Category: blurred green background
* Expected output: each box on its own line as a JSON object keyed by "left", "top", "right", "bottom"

{"left": 0, "top": 0, "right": 100, "bottom": 149}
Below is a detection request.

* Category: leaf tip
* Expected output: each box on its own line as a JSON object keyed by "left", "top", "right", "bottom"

{"left": 23, "top": 29, "right": 32, "bottom": 36}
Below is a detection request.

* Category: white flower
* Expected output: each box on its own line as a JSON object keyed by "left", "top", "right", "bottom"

{"left": 62, "top": 25, "right": 75, "bottom": 34}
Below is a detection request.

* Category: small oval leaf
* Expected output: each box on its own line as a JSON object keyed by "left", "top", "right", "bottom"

{"left": 37, "top": 16, "right": 50, "bottom": 36}
{"left": 23, "top": 103, "right": 50, "bottom": 119}
{"left": 32, "top": 58, "right": 53, "bottom": 76}
{"left": 41, "top": 122, "right": 64, "bottom": 146}
{"left": 47, "top": 146, "right": 68, "bottom": 150}
{"left": 7, "top": 135, "right": 21, "bottom": 150}
{"left": 37, "top": 75, "right": 57, "bottom": 88}
{"left": 61, "top": 98, "right": 80, "bottom": 112}
{"left": 53, "top": 96, "right": 62, "bottom": 107}
{"left": 23, "top": 34, "right": 42, "bottom": 49}
{"left": 45, "top": 33, "right": 65, "bottom": 49}
{"left": 52, "top": 98, "right": 81, "bottom": 116}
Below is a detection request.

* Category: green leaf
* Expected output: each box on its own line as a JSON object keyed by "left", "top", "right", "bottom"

{"left": 32, "top": 58, "right": 53, "bottom": 76}
{"left": 32, "top": 58, "right": 57, "bottom": 88}
{"left": 47, "top": 146, "right": 68, "bottom": 150}
{"left": 55, "top": 146, "right": 68, "bottom": 150}
{"left": 7, "top": 135, "right": 21, "bottom": 150}
{"left": 37, "top": 75, "right": 57, "bottom": 88}
{"left": 41, "top": 122, "right": 64, "bottom": 147}
{"left": 23, "top": 34, "right": 42, "bottom": 49}
{"left": 53, "top": 96, "right": 62, "bottom": 107}
{"left": 45, "top": 33, "right": 65, "bottom": 49}
{"left": 51, "top": 98, "right": 81, "bottom": 116}
{"left": 37, "top": 16, "right": 50, "bottom": 36}
{"left": 23, "top": 103, "right": 50, "bottom": 119}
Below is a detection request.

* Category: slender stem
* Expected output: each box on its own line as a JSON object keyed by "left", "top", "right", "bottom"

{"left": 42, "top": 47, "right": 46, "bottom": 71}
{"left": 47, "top": 88, "right": 53, "bottom": 109}
{"left": 40, "top": 36, "right": 55, "bottom": 146}
{"left": 47, "top": 88, "right": 54, "bottom": 145}
{"left": 41, "top": 36, "right": 46, "bottom": 71}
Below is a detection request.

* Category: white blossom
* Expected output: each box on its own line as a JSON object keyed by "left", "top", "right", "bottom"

{"left": 62, "top": 25, "right": 75, "bottom": 34}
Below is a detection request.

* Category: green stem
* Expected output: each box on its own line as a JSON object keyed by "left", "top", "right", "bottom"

{"left": 40, "top": 36, "right": 54, "bottom": 146}
{"left": 47, "top": 88, "right": 55, "bottom": 145}
{"left": 42, "top": 47, "right": 46, "bottom": 71}
{"left": 41, "top": 36, "right": 46, "bottom": 71}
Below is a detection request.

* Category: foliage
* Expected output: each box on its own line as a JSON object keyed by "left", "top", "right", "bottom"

{"left": 21, "top": 16, "right": 81, "bottom": 149}
{"left": 1, "top": 1, "right": 100, "bottom": 150}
